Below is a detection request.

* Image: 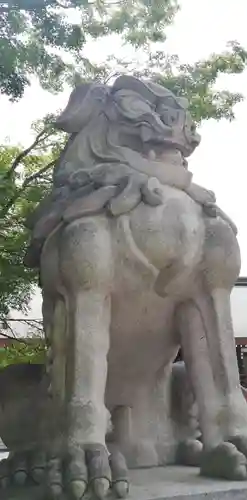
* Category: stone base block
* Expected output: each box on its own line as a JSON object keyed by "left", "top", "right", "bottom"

{"left": 3, "top": 466, "right": 247, "bottom": 499}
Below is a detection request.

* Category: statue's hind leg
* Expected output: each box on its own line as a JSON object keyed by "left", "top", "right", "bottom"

{"left": 109, "top": 366, "right": 178, "bottom": 469}
{"left": 171, "top": 361, "right": 203, "bottom": 467}
{"left": 176, "top": 219, "right": 247, "bottom": 480}
{"left": 0, "top": 363, "right": 52, "bottom": 490}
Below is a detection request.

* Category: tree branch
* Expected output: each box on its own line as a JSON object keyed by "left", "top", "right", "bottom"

{"left": 0, "top": 331, "right": 21, "bottom": 343}
{"left": 0, "top": 0, "right": 50, "bottom": 11}
{"left": 55, "top": 0, "right": 72, "bottom": 8}
{"left": 6, "top": 318, "right": 42, "bottom": 323}
{"left": 7, "top": 318, "right": 44, "bottom": 333}
{"left": 1, "top": 160, "right": 55, "bottom": 218}
{"left": 0, "top": 317, "right": 44, "bottom": 343}
{"left": 4, "top": 128, "right": 51, "bottom": 180}
{"left": 0, "top": 0, "right": 123, "bottom": 10}
{"left": 23, "top": 159, "right": 55, "bottom": 187}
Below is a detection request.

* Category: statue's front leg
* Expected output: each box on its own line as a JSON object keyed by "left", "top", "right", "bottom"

{"left": 64, "top": 289, "right": 112, "bottom": 499}
{"left": 47, "top": 217, "right": 128, "bottom": 500}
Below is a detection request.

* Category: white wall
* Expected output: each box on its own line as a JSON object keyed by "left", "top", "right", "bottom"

{"left": 231, "top": 287, "right": 247, "bottom": 338}
{"left": 4, "top": 286, "right": 247, "bottom": 339}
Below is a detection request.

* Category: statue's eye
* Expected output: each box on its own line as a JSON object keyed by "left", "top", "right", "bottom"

{"left": 161, "top": 109, "right": 178, "bottom": 126}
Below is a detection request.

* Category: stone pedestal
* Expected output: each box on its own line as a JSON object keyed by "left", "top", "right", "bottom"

{"left": 4, "top": 466, "right": 247, "bottom": 500}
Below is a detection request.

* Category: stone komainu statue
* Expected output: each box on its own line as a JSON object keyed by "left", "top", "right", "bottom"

{"left": 1, "top": 76, "right": 246, "bottom": 499}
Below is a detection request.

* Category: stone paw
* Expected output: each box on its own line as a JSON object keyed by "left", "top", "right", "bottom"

{"left": 200, "top": 441, "right": 247, "bottom": 480}
{"left": 47, "top": 443, "right": 129, "bottom": 499}
{"left": 176, "top": 439, "right": 203, "bottom": 467}
{"left": 0, "top": 449, "right": 47, "bottom": 489}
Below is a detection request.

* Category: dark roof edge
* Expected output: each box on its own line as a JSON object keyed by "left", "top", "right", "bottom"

{"left": 235, "top": 277, "right": 247, "bottom": 287}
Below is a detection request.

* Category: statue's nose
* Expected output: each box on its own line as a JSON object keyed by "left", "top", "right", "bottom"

{"left": 193, "top": 132, "right": 201, "bottom": 145}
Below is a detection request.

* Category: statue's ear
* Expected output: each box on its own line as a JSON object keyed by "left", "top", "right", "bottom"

{"left": 112, "top": 75, "right": 157, "bottom": 105}
{"left": 112, "top": 76, "right": 189, "bottom": 111}
{"left": 55, "top": 83, "right": 109, "bottom": 133}
{"left": 55, "top": 83, "right": 92, "bottom": 133}
{"left": 177, "top": 96, "right": 189, "bottom": 109}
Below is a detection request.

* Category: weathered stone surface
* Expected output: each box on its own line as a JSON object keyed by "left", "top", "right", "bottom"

{"left": 2, "top": 75, "right": 245, "bottom": 498}
{"left": 3, "top": 467, "right": 247, "bottom": 500}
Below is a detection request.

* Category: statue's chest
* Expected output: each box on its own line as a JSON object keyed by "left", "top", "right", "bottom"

{"left": 112, "top": 189, "right": 204, "bottom": 293}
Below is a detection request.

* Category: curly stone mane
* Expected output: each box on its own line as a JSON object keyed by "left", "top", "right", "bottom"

{"left": 24, "top": 76, "right": 199, "bottom": 268}
{"left": 52, "top": 76, "right": 196, "bottom": 189}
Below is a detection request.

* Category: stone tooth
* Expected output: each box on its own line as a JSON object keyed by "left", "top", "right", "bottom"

{"left": 148, "top": 149, "right": 156, "bottom": 160}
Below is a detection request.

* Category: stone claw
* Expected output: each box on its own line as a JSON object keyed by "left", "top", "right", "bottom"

{"left": 92, "top": 477, "right": 110, "bottom": 499}
{"left": 201, "top": 442, "right": 247, "bottom": 480}
{"left": 47, "top": 456, "right": 63, "bottom": 498}
{"left": 0, "top": 449, "right": 49, "bottom": 491}
{"left": 69, "top": 479, "right": 87, "bottom": 499}
{"left": 49, "top": 482, "right": 63, "bottom": 498}
{"left": 86, "top": 443, "right": 111, "bottom": 483}
{"left": 0, "top": 459, "right": 9, "bottom": 489}
{"left": 30, "top": 450, "right": 47, "bottom": 484}
{"left": 0, "top": 443, "right": 130, "bottom": 498}
{"left": 113, "top": 480, "right": 129, "bottom": 498}
{"left": 0, "top": 477, "right": 9, "bottom": 489}
{"left": 13, "top": 470, "right": 28, "bottom": 486}
{"left": 47, "top": 443, "right": 113, "bottom": 498}
{"left": 31, "top": 466, "right": 46, "bottom": 484}
{"left": 109, "top": 447, "right": 129, "bottom": 496}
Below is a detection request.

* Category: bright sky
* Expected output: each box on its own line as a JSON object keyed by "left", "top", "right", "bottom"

{"left": 1, "top": 0, "right": 247, "bottom": 323}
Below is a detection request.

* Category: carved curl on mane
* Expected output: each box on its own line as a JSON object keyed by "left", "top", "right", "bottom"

{"left": 52, "top": 76, "right": 193, "bottom": 190}
{"left": 24, "top": 76, "right": 199, "bottom": 268}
